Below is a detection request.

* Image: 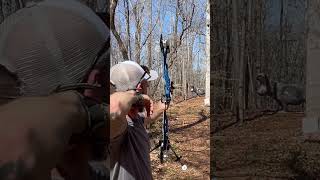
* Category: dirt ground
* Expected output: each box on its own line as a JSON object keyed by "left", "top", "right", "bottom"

{"left": 149, "top": 97, "right": 210, "bottom": 180}
{"left": 212, "top": 112, "right": 320, "bottom": 179}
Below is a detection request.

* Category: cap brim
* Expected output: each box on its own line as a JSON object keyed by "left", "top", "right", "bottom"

{"left": 146, "top": 70, "right": 158, "bottom": 81}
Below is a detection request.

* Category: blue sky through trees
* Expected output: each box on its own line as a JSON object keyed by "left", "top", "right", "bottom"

{"left": 113, "top": 0, "right": 208, "bottom": 72}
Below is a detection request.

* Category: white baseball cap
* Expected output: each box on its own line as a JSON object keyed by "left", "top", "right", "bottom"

{"left": 121, "top": 61, "right": 158, "bottom": 81}
{"left": 110, "top": 61, "right": 144, "bottom": 91}
{"left": 110, "top": 61, "right": 159, "bottom": 92}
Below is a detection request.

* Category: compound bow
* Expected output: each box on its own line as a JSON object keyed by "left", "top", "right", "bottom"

{"left": 150, "top": 34, "right": 187, "bottom": 170}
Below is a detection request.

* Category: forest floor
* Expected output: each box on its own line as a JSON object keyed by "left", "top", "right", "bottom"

{"left": 212, "top": 112, "right": 320, "bottom": 180}
{"left": 149, "top": 96, "right": 210, "bottom": 180}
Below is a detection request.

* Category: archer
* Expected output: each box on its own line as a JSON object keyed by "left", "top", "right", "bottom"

{"left": 109, "top": 61, "right": 167, "bottom": 180}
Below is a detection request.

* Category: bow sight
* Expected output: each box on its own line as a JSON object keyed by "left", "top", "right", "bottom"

{"left": 150, "top": 34, "right": 187, "bottom": 171}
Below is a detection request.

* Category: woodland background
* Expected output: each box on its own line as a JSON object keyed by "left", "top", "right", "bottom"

{"left": 110, "top": 0, "right": 209, "bottom": 101}
{"left": 211, "top": 1, "right": 320, "bottom": 179}
{"left": 211, "top": 0, "right": 306, "bottom": 122}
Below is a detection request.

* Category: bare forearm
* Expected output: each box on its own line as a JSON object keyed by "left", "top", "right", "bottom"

{"left": 110, "top": 91, "right": 140, "bottom": 139}
{"left": 144, "top": 109, "right": 163, "bottom": 125}
{"left": 152, "top": 110, "right": 163, "bottom": 121}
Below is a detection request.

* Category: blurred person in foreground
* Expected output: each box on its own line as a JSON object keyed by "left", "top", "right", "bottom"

{"left": 0, "top": 87, "right": 149, "bottom": 179}
{"left": 0, "top": 0, "right": 113, "bottom": 179}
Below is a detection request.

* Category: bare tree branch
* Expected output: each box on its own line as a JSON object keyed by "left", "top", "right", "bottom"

{"left": 140, "top": 7, "right": 161, "bottom": 50}
{"left": 110, "top": 0, "right": 129, "bottom": 60}
{"left": 178, "top": 1, "right": 196, "bottom": 46}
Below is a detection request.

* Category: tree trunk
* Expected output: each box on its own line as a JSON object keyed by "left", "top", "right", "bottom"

{"left": 147, "top": 0, "right": 153, "bottom": 68}
{"left": 133, "top": 2, "right": 142, "bottom": 64}
{"left": 238, "top": 0, "right": 245, "bottom": 124}
{"left": 279, "top": 0, "right": 284, "bottom": 80}
{"left": 204, "top": 0, "right": 210, "bottom": 106}
{"left": 124, "top": 0, "right": 132, "bottom": 60}
{"left": 0, "top": 1, "right": 4, "bottom": 23}
{"left": 183, "top": 33, "right": 188, "bottom": 100}
{"left": 232, "top": 0, "right": 244, "bottom": 123}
